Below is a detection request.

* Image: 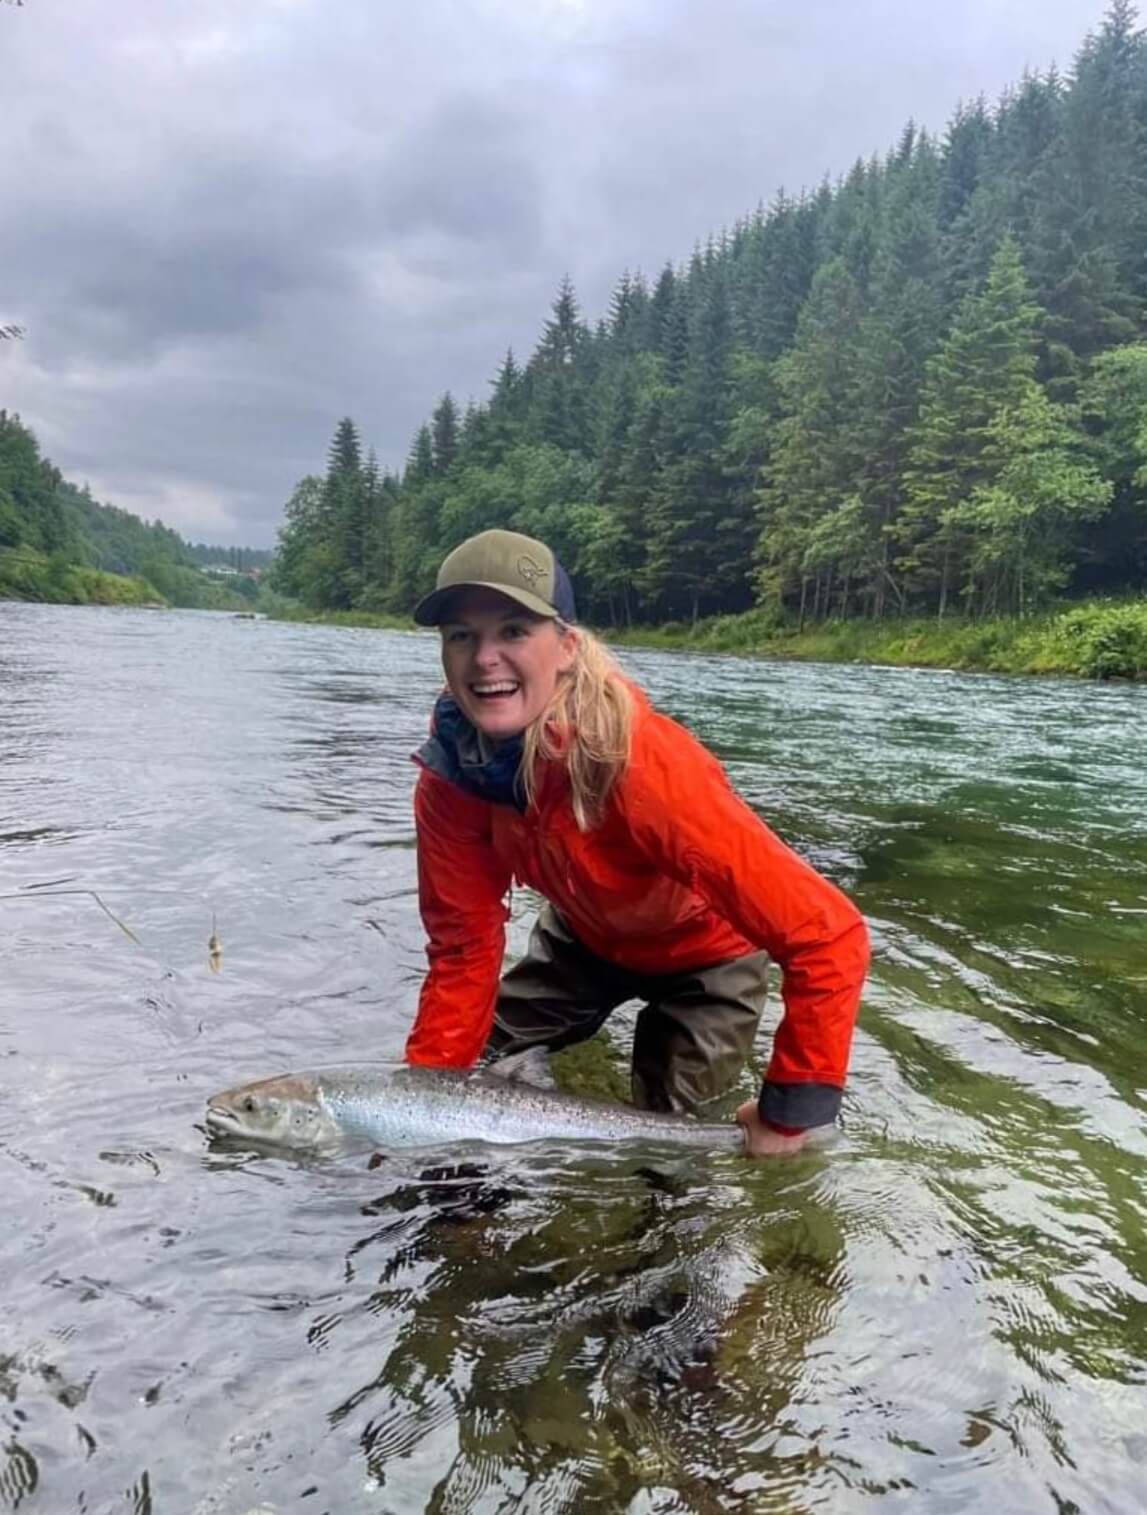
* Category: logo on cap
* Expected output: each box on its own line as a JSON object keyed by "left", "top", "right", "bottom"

{"left": 516, "top": 554, "right": 548, "bottom": 588}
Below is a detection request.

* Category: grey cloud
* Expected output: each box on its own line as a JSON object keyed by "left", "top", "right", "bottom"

{"left": 2, "top": 0, "right": 1108, "bottom": 545}
{"left": 379, "top": 95, "right": 547, "bottom": 259}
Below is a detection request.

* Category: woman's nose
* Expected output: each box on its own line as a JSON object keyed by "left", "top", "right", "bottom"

{"left": 472, "top": 637, "right": 501, "bottom": 667}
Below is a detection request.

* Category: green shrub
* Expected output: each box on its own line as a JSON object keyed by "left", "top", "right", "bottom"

{"left": 0, "top": 547, "right": 160, "bottom": 606}
{"left": 1049, "top": 602, "right": 1147, "bottom": 679}
{"left": 601, "top": 599, "right": 1147, "bottom": 680}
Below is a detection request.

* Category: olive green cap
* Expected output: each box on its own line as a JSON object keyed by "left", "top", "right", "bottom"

{"left": 413, "top": 529, "right": 576, "bottom": 625}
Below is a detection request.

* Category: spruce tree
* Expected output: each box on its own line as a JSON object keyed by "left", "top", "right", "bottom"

{"left": 951, "top": 388, "right": 1110, "bottom": 612}
{"left": 1079, "top": 342, "right": 1147, "bottom": 586}
{"left": 431, "top": 393, "right": 459, "bottom": 476}
{"left": 405, "top": 425, "right": 435, "bottom": 487}
{"left": 321, "top": 417, "right": 365, "bottom": 608}
{"left": 756, "top": 258, "right": 867, "bottom": 620}
{"left": 1028, "top": 3, "right": 1145, "bottom": 394}
{"left": 898, "top": 236, "right": 1046, "bottom": 614}
{"left": 854, "top": 137, "right": 943, "bottom": 615}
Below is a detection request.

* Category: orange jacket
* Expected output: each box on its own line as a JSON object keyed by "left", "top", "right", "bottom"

{"left": 406, "top": 689, "right": 869, "bottom": 1122}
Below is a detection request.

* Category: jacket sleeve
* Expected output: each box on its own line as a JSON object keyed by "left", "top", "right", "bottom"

{"left": 404, "top": 767, "right": 513, "bottom": 1068}
{"left": 617, "top": 715, "right": 869, "bottom": 1130}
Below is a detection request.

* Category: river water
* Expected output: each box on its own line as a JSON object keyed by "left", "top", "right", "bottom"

{"left": 1, "top": 601, "right": 1145, "bottom": 1514}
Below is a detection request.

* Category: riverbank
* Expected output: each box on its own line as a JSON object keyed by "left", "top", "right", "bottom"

{"left": 608, "top": 599, "right": 1147, "bottom": 680}
{"left": 265, "top": 596, "right": 1147, "bottom": 680}
{"left": 0, "top": 548, "right": 264, "bottom": 612}
{"left": 262, "top": 598, "right": 414, "bottom": 631}
{"left": 0, "top": 547, "right": 162, "bottom": 607}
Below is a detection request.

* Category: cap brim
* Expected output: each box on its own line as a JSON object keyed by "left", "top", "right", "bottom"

{"left": 412, "top": 581, "right": 560, "bottom": 626}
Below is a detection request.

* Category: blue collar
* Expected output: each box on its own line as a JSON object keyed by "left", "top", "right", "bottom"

{"left": 416, "top": 694, "right": 527, "bottom": 810}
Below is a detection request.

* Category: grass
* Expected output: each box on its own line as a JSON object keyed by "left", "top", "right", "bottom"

{"left": 604, "top": 598, "right": 1147, "bottom": 680}
{"left": 259, "top": 595, "right": 417, "bottom": 631}
{"left": 0, "top": 547, "right": 161, "bottom": 607}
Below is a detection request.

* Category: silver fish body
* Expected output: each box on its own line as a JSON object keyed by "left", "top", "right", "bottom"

{"left": 205, "top": 1062, "right": 746, "bottom": 1154}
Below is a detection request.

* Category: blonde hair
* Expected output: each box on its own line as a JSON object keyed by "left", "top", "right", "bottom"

{"left": 522, "top": 624, "right": 633, "bottom": 830}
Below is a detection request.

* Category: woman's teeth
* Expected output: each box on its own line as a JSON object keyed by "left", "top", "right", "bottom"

{"left": 473, "top": 681, "right": 519, "bottom": 697}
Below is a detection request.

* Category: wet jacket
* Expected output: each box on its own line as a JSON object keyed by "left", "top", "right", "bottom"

{"left": 405, "top": 686, "right": 869, "bottom": 1129}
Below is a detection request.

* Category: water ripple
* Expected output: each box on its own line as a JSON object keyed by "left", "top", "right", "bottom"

{"left": 1, "top": 602, "right": 1145, "bottom": 1512}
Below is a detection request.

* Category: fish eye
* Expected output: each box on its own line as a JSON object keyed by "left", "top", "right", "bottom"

{"left": 243, "top": 1097, "right": 256, "bottom": 1113}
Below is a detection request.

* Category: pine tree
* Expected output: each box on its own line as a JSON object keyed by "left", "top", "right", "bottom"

{"left": 647, "top": 264, "right": 678, "bottom": 358}
{"left": 317, "top": 417, "right": 366, "bottom": 608}
{"left": 756, "top": 258, "right": 868, "bottom": 620}
{"left": 854, "top": 138, "right": 944, "bottom": 615}
{"left": 360, "top": 449, "right": 393, "bottom": 603}
{"left": 405, "top": 424, "right": 435, "bottom": 487}
{"left": 609, "top": 271, "right": 641, "bottom": 352}
{"left": 952, "top": 388, "right": 1111, "bottom": 612}
{"left": 431, "top": 392, "right": 459, "bottom": 476}
{"left": 1079, "top": 342, "right": 1147, "bottom": 587}
{"left": 898, "top": 236, "right": 1047, "bottom": 614}
{"left": 533, "top": 278, "right": 590, "bottom": 452}
{"left": 1028, "top": 3, "right": 1146, "bottom": 394}
{"left": 535, "top": 275, "right": 584, "bottom": 368}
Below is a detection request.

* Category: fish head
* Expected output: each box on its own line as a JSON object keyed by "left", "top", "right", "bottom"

{"left": 205, "top": 1073, "right": 334, "bottom": 1150}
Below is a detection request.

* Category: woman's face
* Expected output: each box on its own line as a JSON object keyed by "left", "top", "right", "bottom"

{"left": 440, "top": 587, "right": 576, "bottom": 741}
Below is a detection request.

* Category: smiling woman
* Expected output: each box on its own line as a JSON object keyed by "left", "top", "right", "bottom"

{"left": 439, "top": 593, "right": 577, "bottom": 741}
{"left": 404, "top": 528, "right": 871, "bottom": 1156}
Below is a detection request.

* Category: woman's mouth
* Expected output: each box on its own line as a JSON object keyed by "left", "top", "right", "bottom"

{"left": 471, "top": 680, "right": 520, "bottom": 701}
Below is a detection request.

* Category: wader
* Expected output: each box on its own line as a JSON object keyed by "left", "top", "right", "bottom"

{"left": 482, "top": 906, "right": 768, "bottom": 1114}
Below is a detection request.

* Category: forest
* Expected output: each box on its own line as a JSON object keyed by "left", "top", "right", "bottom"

{"left": 273, "top": 2, "right": 1147, "bottom": 643}
{"left": 0, "top": 410, "right": 269, "bottom": 608}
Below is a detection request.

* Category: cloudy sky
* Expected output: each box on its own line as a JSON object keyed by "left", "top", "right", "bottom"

{"left": 2, "top": 0, "right": 1110, "bottom": 546}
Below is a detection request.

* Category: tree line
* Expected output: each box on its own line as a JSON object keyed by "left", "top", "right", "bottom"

{"left": 0, "top": 410, "right": 259, "bottom": 607}
{"left": 273, "top": 3, "right": 1147, "bottom": 627}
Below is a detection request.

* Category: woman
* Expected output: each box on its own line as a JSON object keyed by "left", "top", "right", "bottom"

{"left": 405, "top": 528, "right": 869, "bottom": 1155}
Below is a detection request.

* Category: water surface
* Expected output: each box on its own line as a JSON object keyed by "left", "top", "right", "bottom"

{"left": 2, "top": 603, "right": 1145, "bottom": 1513}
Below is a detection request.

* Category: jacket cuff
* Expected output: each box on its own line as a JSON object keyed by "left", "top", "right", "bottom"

{"left": 759, "top": 1080, "right": 842, "bottom": 1133}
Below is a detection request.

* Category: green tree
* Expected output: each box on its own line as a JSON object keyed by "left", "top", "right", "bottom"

{"left": 951, "top": 388, "right": 1112, "bottom": 613}
{"left": 431, "top": 393, "right": 459, "bottom": 476}
{"left": 898, "top": 235, "right": 1045, "bottom": 615}
{"left": 756, "top": 258, "right": 867, "bottom": 621}
{"left": 269, "top": 475, "right": 325, "bottom": 600}
{"left": 1027, "top": 2, "right": 1145, "bottom": 395}
{"left": 1079, "top": 342, "right": 1147, "bottom": 585}
{"left": 320, "top": 416, "right": 366, "bottom": 608}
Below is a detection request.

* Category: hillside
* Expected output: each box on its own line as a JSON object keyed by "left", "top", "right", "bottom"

{"left": 0, "top": 409, "right": 265, "bottom": 608}
{"left": 273, "top": 2, "right": 1147, "bottom": 635}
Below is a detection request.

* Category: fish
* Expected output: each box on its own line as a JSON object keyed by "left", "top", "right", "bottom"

{"left": 204, "top": 1062, "right": 747, "bottom": 1155}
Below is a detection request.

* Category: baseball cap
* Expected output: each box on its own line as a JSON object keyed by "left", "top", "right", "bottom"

{"left": 413, "top": 528, "right": 578, "bottom": 626}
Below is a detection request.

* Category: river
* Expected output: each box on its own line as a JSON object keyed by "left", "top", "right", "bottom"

{"left": 2, "top": 601, "right": 1145, "bottom": 1514}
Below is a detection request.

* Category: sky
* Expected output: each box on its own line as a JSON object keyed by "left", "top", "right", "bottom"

{"left": 1, "top": 0, "right": 1114, "bottom": 546}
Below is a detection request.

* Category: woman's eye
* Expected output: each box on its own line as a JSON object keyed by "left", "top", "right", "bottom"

{"left": 504, "top": 624, "right": 528, "bottom": 640}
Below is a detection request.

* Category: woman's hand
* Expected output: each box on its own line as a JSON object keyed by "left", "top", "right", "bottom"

{"left": 735, "top": 1100, "right": 807, "bottom": 1157}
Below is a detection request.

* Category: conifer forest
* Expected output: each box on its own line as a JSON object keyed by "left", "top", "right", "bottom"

{"left": 273, "top": 4, "right": 1147, "bottom": 631}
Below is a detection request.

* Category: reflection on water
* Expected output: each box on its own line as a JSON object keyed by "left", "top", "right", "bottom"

{"left": 1, "top": 602, "right": 1145, "bottom": 1512}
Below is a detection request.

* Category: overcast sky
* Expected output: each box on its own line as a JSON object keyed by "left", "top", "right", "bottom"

{"left": 1, "top": 0, "right": 1111, "bottom": 546}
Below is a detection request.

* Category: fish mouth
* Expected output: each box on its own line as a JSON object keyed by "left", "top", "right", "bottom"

{"left": 205, "top": 1104, "right": 246, "bottom": 1134}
